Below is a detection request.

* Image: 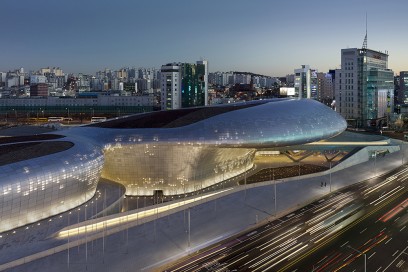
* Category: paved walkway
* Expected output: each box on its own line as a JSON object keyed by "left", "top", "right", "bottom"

{"left": 3, "top": 139, "right": 405, "bottom": 272}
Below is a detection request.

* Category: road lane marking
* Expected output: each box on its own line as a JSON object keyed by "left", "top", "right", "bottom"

{"left": 371, "top": 186, "right": 405, "bottom": 206}
{"left": 375, "top": 267, "right": 382, "bottom": 272}
{"left": 392, "top": 250, "right": 399, "bottom": 256}
{"left": 385, "top": 238, "right": 393, "bottom": 245}
{"left": 317, "top": 255, "right": 328, "bottom": 264}
{"left": 343, "top": 253, "right": 353, "bottom": 262}
{"left": 225, "top": 254, "right": 248, "bottom": 268}
{"left": 396, "top": 260, "right": 405, "bottom": 268}
{"left": 368, "top": 252, "right": 376, "bottom": 259}
{"left": 400, "top": 226, "right": 406, "bottom": 232}
{"left": 383, "top": 245, "right": 408, "bottom": 271}
{"left": 360, "top": 228, "right": 367, "bottom": 234}
{"left": 340, "top": 241, "right": 349, "bottom": 247}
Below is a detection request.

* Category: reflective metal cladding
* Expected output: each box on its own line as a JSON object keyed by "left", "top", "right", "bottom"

{"left": 0, "top": 99, "right": 346, "bottom": 232}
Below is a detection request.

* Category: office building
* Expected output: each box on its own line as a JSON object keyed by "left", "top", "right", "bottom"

{"left": 30, "top": 75, "right": 47, "bottom": 84}
{"left": 161, "top": 60, "right": 208, "bottom": 110}
{"left": 30, "top": 83, "right": 48, "bottom": 97}
{"left": 317, "top": 72, "right": 334, "bottom": 104}
{"left": 334, "top": 48, "right": 394, "bottom": 126}
{"left": 197, "top": 60, "right": 208, "bottom": 105}
{"left": 294, "top": 65, "right": 318, "bottom": 99}
{"left": 6, "top": 76, "right": 20, "bottom": 88}
{"left": 208, "top": 72, "right": 232, "bottom": 86}
{"left": 0, "top": 72, "right": 6, "bottom": 84}
{"left": 399, "top": 71, "right": 408, "bottom": 104}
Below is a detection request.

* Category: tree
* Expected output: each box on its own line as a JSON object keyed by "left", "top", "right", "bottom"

{"left": 395, "top": 118, "right": 404, "bottom": 132}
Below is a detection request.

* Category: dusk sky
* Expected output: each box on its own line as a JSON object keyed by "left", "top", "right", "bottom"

{"left": 1, "top": 0, "right": 407, "bottom": 76}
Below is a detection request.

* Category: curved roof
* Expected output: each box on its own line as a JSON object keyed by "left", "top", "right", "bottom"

{"left": 1, "top": 98, "right": 345, "bottom": 177}
{"left": 87, "top": 101, "right": 266, "bottom": 129}
{"left": 65, "top": 99, "right": 347, "bottom": 148}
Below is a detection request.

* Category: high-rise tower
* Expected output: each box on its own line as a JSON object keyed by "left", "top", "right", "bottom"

{"left": 334, "top": 43, "right": 393, "bottom": 127}
{"left": 160, "top": 60, "right": 208, "bottom": 110}
{"left": 294, "top": 65, "right": 318, "bottom": 99}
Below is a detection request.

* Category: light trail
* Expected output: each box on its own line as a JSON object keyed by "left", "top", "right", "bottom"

{"left": 378, "top": 198, "right": 408, "bottom": 222}
{"left": 247, "top": 240, "right": 299, "bottom": 268}
{"left": 369, "top": 186, "right": 404, "bottom": 206}
{"left": 252, "top": 243, "right": 308, "bottom": 271}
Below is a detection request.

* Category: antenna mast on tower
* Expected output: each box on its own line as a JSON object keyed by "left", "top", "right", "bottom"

{"left": 362, "top": 12, "right": 367, "bottom": 49}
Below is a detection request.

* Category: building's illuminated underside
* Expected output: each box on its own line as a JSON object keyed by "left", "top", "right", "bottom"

{"left": 0, "top": 99, "right": 347, "bottom": 232}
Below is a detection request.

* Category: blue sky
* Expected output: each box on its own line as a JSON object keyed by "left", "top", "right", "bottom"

{"left": 1, "top": 0, "right": 407, "bottom": 76}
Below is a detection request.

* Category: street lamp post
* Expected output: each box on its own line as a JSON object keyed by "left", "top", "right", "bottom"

{"left": 77, "top": 208, "right": 80, "bottom": 252}
{"left": 136, "top": 187, "right": 139, "bottom": 228}
{"left": 348, "top": 245, "right": 366, "bottom": 272}
{"left": 374, "top": 151, "right": 377, "bottom": 177}
{"left": 244, "top": 160, "right": 247, "bottom": 200}
{"left": 66, "top": 108, "right": 70, "bottom": 124}
{"left": 125, "top": 196, "right": 129, "bottom": 253}
{"left": 85, "top": 204, "right": 88, "bottom": 269}
{"left": 273, "top": 168, "right": 277, "bottom": 216}
{"left": 329, "top": 161, "right": 332, "bottom": 193}
{"left": 103, "top": 188, "right": 106, "bottom": 263}
{"left": 67, "top": 211, "right": 71, "bottom": 269}
{"left": 188, "top": 207, "right": 191, "bottom": 248}
{"left": 298, "top": 161, "right": 301, "bottom": 176}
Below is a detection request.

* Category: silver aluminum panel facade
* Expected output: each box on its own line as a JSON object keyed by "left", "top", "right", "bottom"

{"left": 0, "top": 99, "right": 346, "bottom": 232}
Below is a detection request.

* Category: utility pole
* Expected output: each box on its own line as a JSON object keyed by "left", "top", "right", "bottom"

{"left": 244, "top": 161, "right": 247, "bottom": 200}
{"left": 85, "top": 204, "right": 88, "bottom": 270}
{"left": 67, "top": 211, "right": 70, "bottom": 269}
{"left": 188, "top": 208, "right": 191, "bottom": 249}
{"left": 274, "top": 168, "right": 277, "bottom": 216}
{"left": 329, "top": 161, "right": 332, "bottom": 193}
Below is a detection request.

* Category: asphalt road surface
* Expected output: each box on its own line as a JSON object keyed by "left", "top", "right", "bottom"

{"left": 163, "top": 164, "right": 408, "bottom": 272}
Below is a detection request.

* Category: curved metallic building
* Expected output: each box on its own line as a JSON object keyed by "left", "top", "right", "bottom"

{"left": 0, "top": 137, "right": 104, "bottom": 233}
{"left": 0, "top": 99, "right": 346, "bottom": 232}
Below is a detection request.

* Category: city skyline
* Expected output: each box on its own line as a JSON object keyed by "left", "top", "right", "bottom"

{"left": 1, "top": 0, "right": 407, "bottom": 76}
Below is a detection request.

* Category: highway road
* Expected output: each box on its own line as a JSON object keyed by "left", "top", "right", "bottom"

{"left": 163, "top": 164, "right": 408, "bottom": 272}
